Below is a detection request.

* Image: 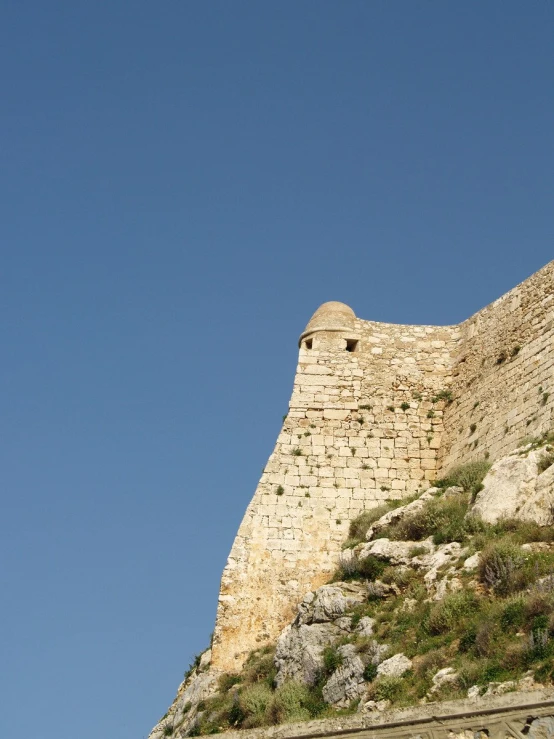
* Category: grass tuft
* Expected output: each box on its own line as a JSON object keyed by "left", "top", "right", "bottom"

{"left": 380, "top": 494, "right": 485, "bottom": 545}
{"left": 346, "top": 504, "right": 396, "bottom": 546}
{"left": 538, "top": 452, "right": 554, "bottom": 474}
{"left": 435, "top": 459, "right": 491, "bottom": 502}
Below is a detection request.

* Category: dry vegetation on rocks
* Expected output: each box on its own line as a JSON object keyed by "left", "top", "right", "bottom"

{"left": 161, "top": 451, "right": 554, "bottom": 737}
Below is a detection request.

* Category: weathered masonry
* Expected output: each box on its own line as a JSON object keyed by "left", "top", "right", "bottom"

{"left": 211, "top": 261, "right": 554, "bottom": 673}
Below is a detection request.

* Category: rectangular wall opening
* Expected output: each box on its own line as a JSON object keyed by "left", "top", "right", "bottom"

{"left": 346, "top": 339, "right": 358, "bottom": 352}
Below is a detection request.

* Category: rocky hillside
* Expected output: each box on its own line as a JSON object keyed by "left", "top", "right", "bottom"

{"left": 149, "top": 432, "right": 554, "bottom": 738}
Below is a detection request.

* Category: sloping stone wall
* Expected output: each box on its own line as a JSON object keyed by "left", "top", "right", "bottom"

{"left": 439, "top": 260, "right": 554, "bottom": 472}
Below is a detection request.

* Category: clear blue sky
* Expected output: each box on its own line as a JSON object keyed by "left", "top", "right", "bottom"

{"left": 0, "top": 2, "right": 552, "bottom": 737}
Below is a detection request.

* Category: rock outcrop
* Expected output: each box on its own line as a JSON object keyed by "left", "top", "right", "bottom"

{"left": 376, "top": 653, "right": 412, "bottom": 679}
{"left": 321, "top": 644, "right": 366, "bottom": 707}
{"left": 275, "top": 623, "right": 339, "bottom": 686}
{"left": 471, "top": 448, "right": 554, "bottom": 524}
{"left": 149, "top": 659, "right": 219, "bottom": 739}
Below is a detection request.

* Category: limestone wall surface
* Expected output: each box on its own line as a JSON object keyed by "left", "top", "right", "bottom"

{"left": 439, "top": 260, "right": 554, "bottom": 471}
{"left": 210, "top": 262, "right": 554, "bottom": 674}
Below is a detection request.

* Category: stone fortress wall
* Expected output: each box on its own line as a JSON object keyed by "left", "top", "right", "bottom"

{"left": 440, "top": 262, "right": 554, "bottom": 470}
{"left": 211, "top": 261, "right": 554, "bottom": 673}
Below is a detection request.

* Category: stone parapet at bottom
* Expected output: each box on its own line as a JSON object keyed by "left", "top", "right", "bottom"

{"left": 213, "top": 689, "right": 554, "bottom": 739}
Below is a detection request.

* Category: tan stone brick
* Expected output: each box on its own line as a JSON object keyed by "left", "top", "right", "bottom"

{"left": 323, "top": 409, "right": 350, "bottom": 420}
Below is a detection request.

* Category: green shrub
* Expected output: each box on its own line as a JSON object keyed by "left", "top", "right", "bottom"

{"left": 473, "top": 620, "right": 501, "bottom": 658}
{"left": 357, "top": 555, "right": 387, "bottom": 580}
{"left": 480, "top": 661, "right": 506, "bottom": 684}
{"left": 518, "top": 429, "right": 554, "bottom": 452}
{"left": 322, "top": 646, "right": 343, "bottom": 675}
{"left": 242, "top": 647, "right": 276, "bottom": 687}
{"left": 427, "top": 591, "right": 479, "bottom": 635}
{"left": 458, "top": 625, "right": 477, "bottom": 653}
{"left": 432, "top": 389, "right": 453, "bottom": 404}
{"left": 268, "top": 681, "right": 314, "bottom": 724}
{"left": 363, "top": 663, "right": 378, "bottom": 681}
{"left": 478, "top": 542, "right": 527, "bottom": 595}
{"left": 239, "top": 683, "right": 273, "bottom": 722}
{"left": 336, "top": 553, "right": 386, "bottom": 582}
{"left": 342, "top": 538, "right": 361, "bottom": 549}
{"left": 299, "top": 682, "right": 327, "bottom": 719}
{"left": 183, "top": 652, "right": 202, "bottom": 681}
{"left": 435, "top": 460, "right": 491, "bottom": 501}
{"left": 350, "top": 611, "right": 362, "bottom": 629}
{"left": 493, "top": 518, "right": 554, "bottom": 544}
{"left": 501, "top": 598, "right": 526, "bottom": 631}
{"left": 501, "top": 642, "right": 529, "bottom": 671}
{"left": 524, "top": 592, "right": 553, "bottom": 623}
{"left": 163, "top": 726, "right": 173, "bottom": 737}
{"left": 532, "top": 613, "right": 549, "bottom": 631}
{"left": 381, "top": 565, "right": 415, "bottom": 588}
{"left": 527, "top": 628, "right": 551, "bottom": 660}
{"left": 348, "top": 504, "right": 391, "bottom": 543}
{"left": 534, "top": 660, "right": 554, "bottom": 684}
{"left": 380, "top": 494, "right": 485, "bottom": 545}
{"left": 458, "top": 655, "right": 514, "bottom": 689}
{"left": 218, "top": 673, "right": 242, "bottom": 692}
{"left": 413, "top": 648, "right": 447, "bottom": 678}
{"left": 456, "top": 659, "right": 483, "bottom": 690}
{"left": 373, "top": 676, "right": 405, "bottom": 702}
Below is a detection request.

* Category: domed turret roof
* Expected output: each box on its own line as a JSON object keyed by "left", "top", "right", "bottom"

{"left": 300, "top": 301, "right": 356, "bottom": 342}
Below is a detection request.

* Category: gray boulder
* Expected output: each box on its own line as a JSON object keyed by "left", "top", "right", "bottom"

{"left": 276, "top": 581, "right": 374, "bottom": 687}
{"left": 471, "top": 448, "right": 554, "bottom": 525}
{"left": 359, "top": 537, "right": 435, "bottom": 566}
{"left": 322, "top": 644, "right": 366, "bottom": 707}
{"left": 274, "top": 622, "right": 338, "bottom": 686}
{"left": 363, "top": 640, "right": 390, "bottom": 666}
{"left": 462, "top": 552, "right": 480, "bottom": 571}
{"left": 423, "top": 542, "right": 466, "bottom": 597}
{"left": 376, "top": 653, "right": 412, "bottom": 678}
{"left": 429, "top": 667, "right": 458, "bottom": 695}
{"left": 149, "top": 669, "right": 218, "bottom": 739}
{"left": 296, "top": 583, "right": 365, "bottom": 625}
{"left": 528, "top": 717, "right": 554, "bottom": 739}
{"left": 355, "top": 616, "right": 376, "bottom": 637}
